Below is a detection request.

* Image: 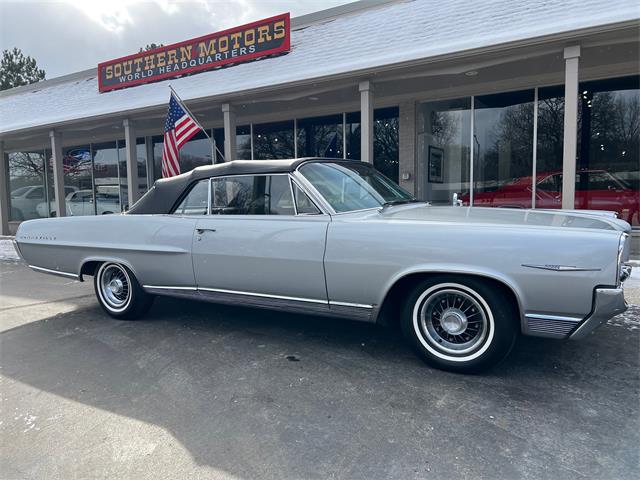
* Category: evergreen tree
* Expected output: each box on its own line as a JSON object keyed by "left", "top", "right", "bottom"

{"left": 0, "top": 47, "right": 45, "bottom": 91}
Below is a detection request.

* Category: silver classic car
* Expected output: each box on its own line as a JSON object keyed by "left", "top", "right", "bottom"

{"left": 14, "top": 158, "right": 633, "bottom": 373}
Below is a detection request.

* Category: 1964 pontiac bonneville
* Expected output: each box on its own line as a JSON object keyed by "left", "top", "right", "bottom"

{"left": 14, "top": 158, "right": 633, "bottom": 373}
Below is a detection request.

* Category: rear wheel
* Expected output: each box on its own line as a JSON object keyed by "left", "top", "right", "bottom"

{"left": 401, "top": 275, "right": 518, "bottom": 373}
{"left": 94, "top": 262, "right": 153, "bottom": 319}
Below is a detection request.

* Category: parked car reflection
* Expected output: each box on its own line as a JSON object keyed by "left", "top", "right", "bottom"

{"left": 461, "top": 169, "right": 639, "bottom": 226}
{"left": 36, "top": 187, "right": 121, "bottom": 217}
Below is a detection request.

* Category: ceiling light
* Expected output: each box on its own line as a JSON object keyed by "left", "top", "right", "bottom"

{"left": 465, "top": 70, "right": 478, "bottom": 77}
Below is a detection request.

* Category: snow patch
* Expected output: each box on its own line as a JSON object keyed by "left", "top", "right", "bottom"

{"left": 0, "top": 239, "right": 19, "bottom": 261}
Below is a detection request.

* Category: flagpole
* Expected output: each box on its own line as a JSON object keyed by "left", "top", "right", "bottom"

{"left": 168, "top": 85, "right": 225, "bottom": 163}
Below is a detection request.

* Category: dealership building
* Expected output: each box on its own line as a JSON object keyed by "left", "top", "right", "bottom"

{"left": 0, "top": 0, "right": 638, "bottom": 252}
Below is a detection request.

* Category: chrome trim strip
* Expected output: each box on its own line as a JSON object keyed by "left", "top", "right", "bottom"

{"left": 198, "top": 287, "right": 327, "bottom": 305}
{"left": 522, "top": 264, "right": 601, "bottom": 272}
{"left": 143, "top": 285, "right": 197, "bottom": 291}
{"left": 525, "top": 313, "right": 582, "bottom": 322}
{"left": 29, "top": 265, "right": 79, "bottom": 279}
{"left": 329, "top": 300, "right": 373, "bottom": 309}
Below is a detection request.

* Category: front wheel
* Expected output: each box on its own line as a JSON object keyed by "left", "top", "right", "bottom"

{"left": 401, "top": 276, "right": 518, "bottom": 373}
{"left": 94, "top": 262, "right": 153, "bottom": 319}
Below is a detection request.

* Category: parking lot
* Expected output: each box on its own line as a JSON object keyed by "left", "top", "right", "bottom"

{"left": 1, "top": 258, "right": 639, "bottom": 480}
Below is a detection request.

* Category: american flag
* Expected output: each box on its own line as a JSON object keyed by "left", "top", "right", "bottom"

{"left": 162, "top": 93, "right": 202, "bottom": 177}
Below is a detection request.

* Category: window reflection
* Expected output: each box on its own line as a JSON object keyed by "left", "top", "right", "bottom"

{"left": 62, "top": 146, "right": 93, "bottom": 216}
{"left": 297, "top": 114, "right": 343, "bottom": 158}
{"left": 236, "top": 125, "right": 251, "bottom": 160}
{"left": 253, "top": 120, "right": 294, "bottom": 159}
{"left": 578, "top": 76, "right": 639, "bottom": 226}
{"left": 473, "top": 90, "right": 535, "bottom": 208}
{"left": 417, "top": 98, "right": 471, "bottom": 205}
{"left": 8, "top": 151, "right": 47, "bottom": 220}
{"left": 93, "top": 142, "right": 121, "bottom": 215}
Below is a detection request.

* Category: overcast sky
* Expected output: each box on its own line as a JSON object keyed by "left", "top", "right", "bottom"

{"left": 0, "top": 0, "right": 352, "bottom": 79}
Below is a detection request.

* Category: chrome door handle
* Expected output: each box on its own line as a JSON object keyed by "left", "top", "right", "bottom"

{"left": 196, "top": 228, "right": 216, "bottom": 234}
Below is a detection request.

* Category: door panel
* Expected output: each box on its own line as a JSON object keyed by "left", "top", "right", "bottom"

{"left": 192, "top": 215, "right": 329, "bottom": 302}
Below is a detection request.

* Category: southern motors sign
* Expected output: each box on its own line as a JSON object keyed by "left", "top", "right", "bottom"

{"left": 98, "top": 13, "right": 290, "bottom": 93}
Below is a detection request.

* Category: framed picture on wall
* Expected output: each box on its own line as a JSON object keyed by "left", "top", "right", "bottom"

{"left": 428, "top": 146, "right": 444, "bottom": 183}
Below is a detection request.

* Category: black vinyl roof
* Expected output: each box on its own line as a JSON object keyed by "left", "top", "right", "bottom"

{"left": 128, "top": 157, "right": 360, "bottom": 215}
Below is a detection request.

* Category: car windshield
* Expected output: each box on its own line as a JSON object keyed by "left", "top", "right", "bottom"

{"left": 298, "top": 162, "right": 415, "bottom": 212}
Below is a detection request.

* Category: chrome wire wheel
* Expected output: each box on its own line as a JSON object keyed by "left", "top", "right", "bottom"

{"left": 97, "top": 263, "right": 132, "bottom": 313}
{"left": 413, "top": 283, "right": 494, "bottom": 362}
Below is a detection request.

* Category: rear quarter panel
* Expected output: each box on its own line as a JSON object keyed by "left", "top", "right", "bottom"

{"left": 324, "top": 214, "right": 621, "bottom": 319}
{"left": 15, "top": 214, "right": 197, "bottom": 287}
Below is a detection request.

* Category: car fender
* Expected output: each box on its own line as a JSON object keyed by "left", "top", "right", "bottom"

{"left": 375, "top": 263, "right": 526, "bottom": 329}
{"left": 78, "top": 255, "right": 141, "bottom": 282}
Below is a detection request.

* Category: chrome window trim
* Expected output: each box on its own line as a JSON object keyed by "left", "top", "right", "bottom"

{"left": 208, "top": 173, "right": 298, "bottom": 217}
{"left": 290, "top": 170, "right": 335, "bottom": 215}
{"left": 287, "top": 175, "right": 298, "bottom": 215}
{"left": 289, "top": 175, "right": 324, "bottom": 216}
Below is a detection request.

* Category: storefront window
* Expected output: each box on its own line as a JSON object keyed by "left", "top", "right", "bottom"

{"left": 417, "top": 98, "right": 471, "bottom": 205}
{"left": 297, "top": 114, "right": 343, "bottom": 158}
{"left": 63, "top": 145, "right": 93, "bottom": 216}
{"left": 93, "top": 141, "right": 121, "bottom": 215}
{"left": 213, "top": 128, "right": 225, "bottom": 162}
{"left": 237, "top": 125, "right": 251, "bottom": 160}
{"left": 374, "top": 107, "right": 399, "bottom": 183}
{"left": 253, "top": 120, "right": 295, "bottom": 159}
{"left": 534, "top": 85, "right": 565, "bottom": 210}
{"left": 180, "top": 130, "right": 213, "bottom": 171}
{"left": 117, "top": 138, "right": 148, "bottom": 210}
{"left": 345, "top": 112, "right": 360, "bottom": 160}
{"left": 8, "top": 150, "right": 47, "bottom": 220}
{"left": 578, "top": 76, "right": 639, "bottom": 227}
{"left": 473, "top": 90, "right": 535, "bottom": 208}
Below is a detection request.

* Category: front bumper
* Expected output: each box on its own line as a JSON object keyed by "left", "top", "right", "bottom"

{"left": 569, "top": 288, "right": 628, "bottom": 340}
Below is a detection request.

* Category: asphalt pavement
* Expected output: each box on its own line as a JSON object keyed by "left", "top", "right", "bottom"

{"left": 0, "top": 259, "right": 638, "bottom": 480}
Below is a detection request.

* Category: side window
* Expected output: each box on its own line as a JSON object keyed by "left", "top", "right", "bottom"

{"left": 26, "top": 187, "right": 44, "bottom": 199}
{"left": 210, "top": 175, "right": 295, "bottom": 215}
{"left": 173, "top": 179, "right": 209, "bottom": 215}
{"left": 537, "top": 174, "right": 561, "bottom": 192}
{"left": 292, "top": 182, "right": 321, "bottom": 214}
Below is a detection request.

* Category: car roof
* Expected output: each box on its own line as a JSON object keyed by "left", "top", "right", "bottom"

{"left": 128, "top": 157, "right": 364, "bottom": 215}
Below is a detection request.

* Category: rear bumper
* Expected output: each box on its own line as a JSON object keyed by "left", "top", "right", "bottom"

{"left": 523, "top": 287, "right": 628, "bottom": 339}
{"left": 569, "top": 288, "right": 628, "bottom": 340}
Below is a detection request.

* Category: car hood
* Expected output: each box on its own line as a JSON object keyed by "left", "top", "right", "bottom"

{"left": 377, "top": 205, "right": 632, "bottom": 232}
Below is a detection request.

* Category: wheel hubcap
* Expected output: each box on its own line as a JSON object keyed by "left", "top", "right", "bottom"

{"left": 99, "top": 264, "right": 130, "bottom": 310}
{"left": 418, "top": 288, "right": 489, "bottom": 355}
{"left": 440, "top": 309, "right": 468, "bottom": 335}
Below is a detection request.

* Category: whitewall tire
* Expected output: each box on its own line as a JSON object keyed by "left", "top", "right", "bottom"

{"left": 401, "top": 275, "right": 518, "bottom": 373}
{"left": 94, "top": 262, "right": 153, "bottom": 319}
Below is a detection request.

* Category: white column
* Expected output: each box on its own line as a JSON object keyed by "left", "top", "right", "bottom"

{"left": 123, "top": 119, "right": 139, "bottom": 208}
{"left": 222, "top": 103, "right": 237, "bottom": 161}
{"left": 398, "top": 102, "right": 416, "bottom": 195}
{"left": 0, "top": 140, "right": 10, "bottom": 235}
{"left": 49, "top": 130, "right": 66, "bottom": 217}
{"left": 359, "top": 80, "right": 374, "bottom": 164}
{"left": 562, "top": 45, "right": 580, "bottom": 209}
